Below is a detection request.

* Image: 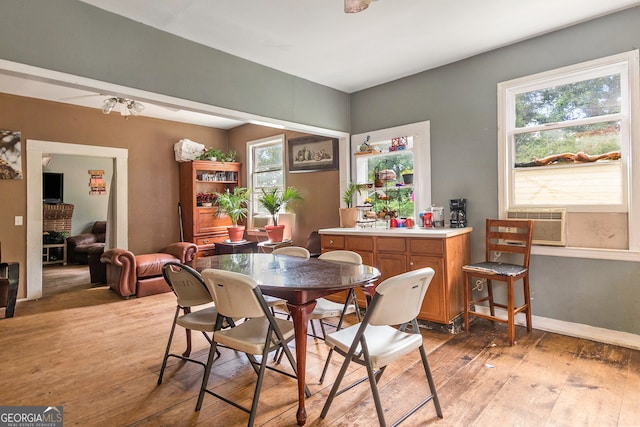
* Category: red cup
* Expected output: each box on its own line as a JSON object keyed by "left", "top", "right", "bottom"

{"left": 389, "top": 218, "right": 398, "bottom": 228}
{"left": 422, "top": 212, "right": 432, "bottom": 228}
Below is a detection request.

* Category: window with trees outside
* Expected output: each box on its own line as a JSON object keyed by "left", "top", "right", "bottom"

{"left": 247, "top": 134, "right": 285, "bottom": 222}
{"left": 498, "top": 50, "right": 640, "bottom": 258}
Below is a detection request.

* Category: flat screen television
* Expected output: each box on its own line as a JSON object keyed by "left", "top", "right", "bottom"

{"left": 43, "top": 172, "right": 64, "bottom": 204}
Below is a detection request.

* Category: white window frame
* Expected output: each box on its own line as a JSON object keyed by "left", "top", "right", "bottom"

{"left": 246, "top": 134, "right": 285, "bottom": 223}
{"left": 498, "top": 50, "right": 640, "bottom": 261}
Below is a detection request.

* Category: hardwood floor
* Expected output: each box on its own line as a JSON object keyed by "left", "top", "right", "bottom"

{"left": 42, "top": 263, "right": 93, "bottom": 297}
{"left": 1, "top": 287, "right": 638, "bottom": 426}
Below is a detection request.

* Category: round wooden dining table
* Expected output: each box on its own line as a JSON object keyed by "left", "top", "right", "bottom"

{"left": 198, "top": 252, "right": 381, "bottom": 426}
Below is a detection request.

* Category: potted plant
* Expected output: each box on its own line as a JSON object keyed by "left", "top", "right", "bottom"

{"left": 197, "top": 147, "right": 224, "bottom": 161}
{"left": 401, "top": 168, "right": 414, "bottom": 184}
{"left": 257, "top": 186, "right": 303, "bottom": 243}
{"left": 196, "top": 192, "right": 216, "bottom": 207}
{"left": 223, "top": 149, "right": 237, "bottom": 162}
{"left": 214, "top": 187, "right": 249, "bottom": 242}
{"left": 340, "top": 182, "right": 366, "bottom": 227}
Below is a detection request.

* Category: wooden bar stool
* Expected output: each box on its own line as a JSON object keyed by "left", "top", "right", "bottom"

{"left": 462, "top": 218, "right": 534, "bottom": 345}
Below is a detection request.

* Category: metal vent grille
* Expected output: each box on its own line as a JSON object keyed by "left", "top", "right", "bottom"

{"left": 507, "top": 208, "right": 566, "bottom": 246}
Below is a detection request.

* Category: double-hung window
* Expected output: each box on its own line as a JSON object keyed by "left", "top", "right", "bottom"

{"left": 498, "top": 50, "right": 640, "bottom": 257}
{"left": 247, "top": 134, "right": 285, "bottom": 223}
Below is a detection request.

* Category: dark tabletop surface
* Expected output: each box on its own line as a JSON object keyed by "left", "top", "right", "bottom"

{"left": 197, "top": 253, "right": 380, "bottom": 302}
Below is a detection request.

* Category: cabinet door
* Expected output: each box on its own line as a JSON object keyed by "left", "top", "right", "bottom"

{"left": 196, "top": 207, "right": 231, "bottom": 234}
{"left": 376, "top": 252, "right": 407, "bottom": 283}
{"left": 409, "top": 255, "right": 446, "bottom": 323}
{"left": 321, "top": 235, "right": 345, "bottom": 250}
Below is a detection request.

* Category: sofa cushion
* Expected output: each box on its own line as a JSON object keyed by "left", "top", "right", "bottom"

{"left": 135, "top": 253, "right": 178, "bottom": 278}
{"left": 92, "top": 221, "right": 107, "bottom": 243}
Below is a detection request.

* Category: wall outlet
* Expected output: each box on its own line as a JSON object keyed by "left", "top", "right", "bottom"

{"left": 15, "top": 216, "right": 23, "bottom": 226}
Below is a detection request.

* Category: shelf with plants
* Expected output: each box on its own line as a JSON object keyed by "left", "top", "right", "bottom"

{"left": 356, "top": 148, "right": 415, "bottom": 220}
{"left": 180, "top": 159, "right": 243, "bottom": 256}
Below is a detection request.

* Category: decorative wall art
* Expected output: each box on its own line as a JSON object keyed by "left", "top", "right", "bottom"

{"left": 288, "top": 136, "right": 339, "bottom": 173}
{"left": 0, "top": 130, "right": 22, "bottom": 179}
{"left": 89, "top": 170, "right": 107, "bottom": 195}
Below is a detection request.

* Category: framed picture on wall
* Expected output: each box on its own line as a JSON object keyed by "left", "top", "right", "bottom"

{"left": 288, "top": 136, "right": 339, "bottom": 173}
{"left": 0, "top": 130, "right": 22, "bottom": 179}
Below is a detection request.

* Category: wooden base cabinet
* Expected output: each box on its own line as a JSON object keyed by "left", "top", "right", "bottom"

{"left": 320, "top": 229, "right": 471, "bottom": 325}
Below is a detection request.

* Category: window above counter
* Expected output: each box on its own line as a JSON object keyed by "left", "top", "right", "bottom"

{"left": 350, "top": 121, "right": 431, "bottom": 221}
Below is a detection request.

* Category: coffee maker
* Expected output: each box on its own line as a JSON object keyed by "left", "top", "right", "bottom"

{"left": 449, "top": 198, "right": 467, "bottom": 228}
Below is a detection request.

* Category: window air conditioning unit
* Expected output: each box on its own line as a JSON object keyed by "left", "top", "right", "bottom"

{"left": 506, "top": 208, "right": 566, "bottom": 246}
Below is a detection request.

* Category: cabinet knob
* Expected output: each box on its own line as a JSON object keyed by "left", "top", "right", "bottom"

{"left": 202, "top": 239, "right": 209, "bottom": 244}
{"left": 409, "top": 261, "right": 414, "bottom": 266}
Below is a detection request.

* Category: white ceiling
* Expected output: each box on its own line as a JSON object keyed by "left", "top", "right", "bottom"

{"left": 3, "top": 0, "right": 639, "bottom": 128}
{"left": 78, "top": 0, "right": 640, "bottom": 92}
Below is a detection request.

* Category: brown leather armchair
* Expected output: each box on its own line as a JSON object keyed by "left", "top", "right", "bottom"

{"left": 101, "top": 242, "right": 198, "bottom": 298}
{"left": 66, "top": 221, "right": 106, "bottom": 264}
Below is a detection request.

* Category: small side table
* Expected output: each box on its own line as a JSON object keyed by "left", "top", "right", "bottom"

{"left": 214, "top": 240, "right": 258, "bottom": 255}
{"left": 43, "top": 243, "right": 66, "bottom": 265}
{"left": 257, "top": 239, "right": 293, "bottom": 253}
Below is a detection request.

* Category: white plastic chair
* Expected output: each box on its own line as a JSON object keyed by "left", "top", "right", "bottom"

{"left": 157, "top": 262, "right": 230, "bottom": 385}
{"left": 271, "top": 246, "right": 311, "bottom": 258}
{"left": 198, "top": 269, "right": 310, "bottom": 426}
{"left": 315, "top": 250, "right": 363, "bottom": 383}
{"left": 320, "top": 267, "right": 443, "bottom": 426}
{"left": 268, "top": 246, "right": 309, "bottom": 315}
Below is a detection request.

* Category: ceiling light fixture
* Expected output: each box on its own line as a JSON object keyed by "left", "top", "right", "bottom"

{"left": 101, "top": 97, "right": 145, "bottom": 117}
{"left": 345, "top": 0, "right": 374, "bottom": 13}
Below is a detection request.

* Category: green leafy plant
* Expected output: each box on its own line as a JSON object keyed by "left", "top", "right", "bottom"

{"left": 43, "top": 230, "right": 70, "bottom": 244}
{"left": 342, "top": 182, "right": 366, "bottom": 208}
{"left": 197, "top": 147, "right": 224, "bottom": 161}
{"left": 214, "top": 187, "right": 249, "bottom": 226}
{"left": 224, "top": 150, "right": 237, "bottom": 162}
{"left": 258, "top": 187, "right": 303, "bottom": 226}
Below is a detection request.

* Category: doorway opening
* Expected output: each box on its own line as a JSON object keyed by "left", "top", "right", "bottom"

{"left": 26, "top": 140, "right": 128, "bottom": 300}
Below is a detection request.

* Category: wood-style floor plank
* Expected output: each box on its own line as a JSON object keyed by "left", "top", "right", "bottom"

{"left": 546, "top": 340, "right": 630, "bottom": 427}
{"left": 619, "top": 348, "right": 640, "bottom": 426}
{"left": 2, "top": 286, "right": 639, "bottom": 426}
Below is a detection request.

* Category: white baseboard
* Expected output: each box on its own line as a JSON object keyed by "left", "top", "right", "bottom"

{"left": 473, "top": 306, "right": 640, "bottom": 351}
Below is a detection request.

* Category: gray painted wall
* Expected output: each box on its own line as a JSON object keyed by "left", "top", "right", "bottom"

{"left": 43, "top": 155, "right": 112, "bottom": 236}
{"left": 351, "top": 7, "right": 640, "bottom": 334}
{"left": 0, "top": 0, "right": 350, "bottom": 131}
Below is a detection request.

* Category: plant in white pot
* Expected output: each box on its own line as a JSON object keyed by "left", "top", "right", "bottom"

{"left": 258, "top": 187, "right": 303, "bottom": 243}
{"left": 340, "top": 182, "right": 366, "bottom": 228}
{"left": 214, "top": 187, "right": 249, "bottom": 242}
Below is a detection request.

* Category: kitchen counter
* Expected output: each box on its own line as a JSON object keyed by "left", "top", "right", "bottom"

{"left": 319, "top": 226, "right": 472, "bottom": 328}
{"left": 318, "top": 226, "right": 472, "bottom": 238}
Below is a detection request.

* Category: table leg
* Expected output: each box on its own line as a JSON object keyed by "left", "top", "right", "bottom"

{"left": 287, "top": 300, "right": 316, "bottom": 426}
{"left": 182, "top": 307, "right": 192, "bottom": 357}
{"left": 183, "top": 329, "right": 192, "bottom": 357}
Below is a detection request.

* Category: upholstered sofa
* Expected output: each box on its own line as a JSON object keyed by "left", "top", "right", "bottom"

{"left": 66, "top": 221, "right": 106, "bottom": 264}
{"left": 101, "top": 242, "right": 198, "bottom": 298}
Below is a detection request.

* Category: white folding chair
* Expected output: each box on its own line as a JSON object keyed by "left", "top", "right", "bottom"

{"left": 198, "top": 269, "right": 310, "bottom": 426}
{"left": 158, "top": 262, "right": 231, "bottom": 385}
{"left": 315, "top": 250, "right": 363, "bottom": 383}
{"left": 320, "top": 268, "right": 443, "bottom": 427}
{"left": 272, "top": 246, "right": 311, "bottom": 258}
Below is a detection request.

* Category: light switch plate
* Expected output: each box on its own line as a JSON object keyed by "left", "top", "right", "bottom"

{"left": 15, "top": 216, "right": 23, "bottom": 226}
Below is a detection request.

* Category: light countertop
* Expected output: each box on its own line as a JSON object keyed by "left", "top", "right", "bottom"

{"left": 318, "top": 226, "right": 473, "bottom": 238}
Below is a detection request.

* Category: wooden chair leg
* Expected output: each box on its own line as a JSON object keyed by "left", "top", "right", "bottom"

{"left": 507, "top": 279, "right": 515, "bottom": 346}
{"left": 523, "top": 276, "right": 533, "bottom": 332}
{"left": 464, "top": 272, "right": 471, "bottom": 333}
{"left": 487, "top": 280, "right": 495, "bottom": 317}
